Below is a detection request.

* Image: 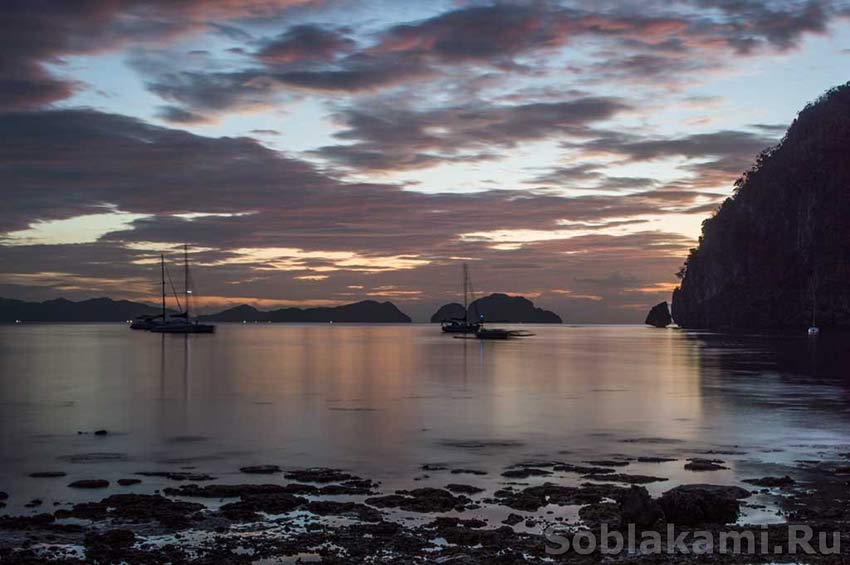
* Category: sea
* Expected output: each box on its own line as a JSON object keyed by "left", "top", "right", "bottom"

{"left": 1, "top": 323, "right": 849, "bottom": 523}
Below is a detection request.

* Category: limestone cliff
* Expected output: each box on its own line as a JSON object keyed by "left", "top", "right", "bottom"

{"left": 672, "top": 83, "right": 850, "bottom": 329}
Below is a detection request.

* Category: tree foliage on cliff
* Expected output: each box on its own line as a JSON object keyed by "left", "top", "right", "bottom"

{"left": 673, "top": 82, "right": 850, "bottom": 329}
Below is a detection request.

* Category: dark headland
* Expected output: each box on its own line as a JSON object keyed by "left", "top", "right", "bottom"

{"left": 671, "top": 82, "right": 850, "bottom": 330}
{"left": 431, "top": 293, "right": 562, "bottom": 323}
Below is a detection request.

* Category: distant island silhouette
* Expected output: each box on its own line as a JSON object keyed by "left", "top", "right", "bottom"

{"left": 672, "top": 82, "right": 850, "bottom": 330}
{"left": 431, "top": 293, "right": 562, "bottom": 323}
{"left": 197, "top": 301, "right": 411, "bottom": 323}
{"left": 0, "top": 297, "right": 412, "bottom": 324}
{"left": 0, "top": 297, "right": 171, "bottom": 323}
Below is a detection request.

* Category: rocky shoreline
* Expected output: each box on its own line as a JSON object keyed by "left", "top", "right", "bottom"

{"left": 2, "top": 448, "right": 850, "bottom": 563}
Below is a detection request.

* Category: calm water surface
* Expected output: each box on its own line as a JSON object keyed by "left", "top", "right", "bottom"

{"left": 1, "top": 324, "right": 849, "bottom": 517}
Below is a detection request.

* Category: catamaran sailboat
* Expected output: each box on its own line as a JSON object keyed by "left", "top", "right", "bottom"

{"left": 130, "top": 254, "right": 168, "bottom": 330}
{"left": 150, "top": 245, "right": 215, "bottom": 334}
{"left": 441, "top": 263, "right": 481, "bottom": 334}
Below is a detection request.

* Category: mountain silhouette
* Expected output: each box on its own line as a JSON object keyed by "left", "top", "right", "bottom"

{"left": 431, "top": 293, "right": 561, "bottom": 323}
{"left": 0, "top": 297, "right": 166, "bottom": 322}
{"left": 1, "top": 297, "right": 411, "bottom": 323}
{"left": 673, "top": 82, "right": 850, "bottom": 329}
{"left": 430, "top": 302, "right": 465, "bottom": 322}
{"left": 198, "top": 300, "right": 411, "bottom": 323}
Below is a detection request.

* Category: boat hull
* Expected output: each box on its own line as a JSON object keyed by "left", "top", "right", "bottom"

{"left": 150, "top": 323, "right": 215, "bottom": 334}
{"left": 476, "top": 329, "right": 510, "bottom": 340}
{"left": 441, "top": 319, "right": 481, "bottom": 334}
{"left": 130, "top": 316, "right": 163, "bottom": 330}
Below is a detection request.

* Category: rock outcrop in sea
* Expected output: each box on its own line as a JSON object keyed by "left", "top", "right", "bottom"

{"left": 430, "top": 302, "right": 465, "bottom": 323}
{"left": 644, "top": 302, "right": 671, "bottom": 328}
{"left": 431, "top": 293, "right": 561, "bottom": 323}
{"left": 672, "top": 82, "right": 850, "bottom": 330}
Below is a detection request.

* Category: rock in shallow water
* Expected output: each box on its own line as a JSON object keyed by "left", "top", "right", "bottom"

{"left": 501, "top": 468, "right": 552, "bottom": 479}
{"left": 283, "top": 467, "right": 358, "bottom": 483}
{"left": 658, "top": 484, "right": 750, "bottom": 526}
{"left": 68, "top": 479, "right": 109, "bottom": 489}
{"left": 84, "top": 528, "right": 135, "bottom": 562}
{"left": 445, "top": 483, "right": 485, "bottom": 495}
{"left": 743, "top": 475, "right": 796, "bottom": 488}
{"left": 135, "top": 471, "right": 215, "bottom": 481}
{"left": 583, "top": 473, "right": 668, "bottom": 485}
{"left": 684, "top": 458, "right": 728, "bottom": 471}
{"left": 366, "top": 488, "right": 471, "bottom": 513}
{"left": 239, "top": 465, "right": 281, "bottom": 474}
{"left": 57, "top": 494, "right": 204, "bottom": 528}
{"left": 619, "top": 486, "right": 664, "bottom": 528}
{"left": 220, "top": 493, "right": 306, "bottom": 520}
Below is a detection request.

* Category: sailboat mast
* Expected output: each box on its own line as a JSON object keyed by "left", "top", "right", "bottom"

{"left": 463, "top": 263, "right": 468, "bottom": 323}
{"left": 811, "top": 280, "right": 816, "bottom": 326}
{"left": 161, "top": 253, "right": 166, "bottom": 320}
{"left": 184, "top": 244, "right": 189, "bottom": 319}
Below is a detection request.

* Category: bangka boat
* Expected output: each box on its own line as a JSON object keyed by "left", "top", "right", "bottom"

{"left": 441, "top": 263, "right": 481, "bottom": 334}
{"left": 475, "top": 328, "right": 511, "bottom": 340}
{"left": 474, "top": 328, "right": 535, "bottom": 340}
{"left": 148, "top": 245, "right": 215, "bottom": 334}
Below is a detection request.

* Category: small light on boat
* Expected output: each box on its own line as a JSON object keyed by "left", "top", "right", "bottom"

{"left": 187, "top": 290, "right": 193, "bottom": 294}
{"left": 15, "top": 319, "right": 21, "bottom": 324}
{"left": 808, "top": 326, "right": 819, "bottom": 337}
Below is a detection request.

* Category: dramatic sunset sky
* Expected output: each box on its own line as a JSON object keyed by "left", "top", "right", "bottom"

{"left": 2, "top": 1, "right": 848, "bottom": 321}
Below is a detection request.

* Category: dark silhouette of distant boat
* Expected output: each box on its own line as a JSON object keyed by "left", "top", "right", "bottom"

{"left": 441, "top": 263, "right": 481, "bottom": 334}
{"left": 149, "top": 245, "right": 215, "bottom": 334}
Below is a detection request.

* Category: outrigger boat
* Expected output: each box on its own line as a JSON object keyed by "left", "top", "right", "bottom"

{"left": 149, "top": 245, "right": 215, "bottom": 334}
{"left": 472, "top": 328, "right": 535, "bottom": 340}
{"left": 441, "top": 263, "right": 481, "bottom": 334}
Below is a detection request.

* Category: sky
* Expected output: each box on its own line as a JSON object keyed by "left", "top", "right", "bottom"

{"left": 1, "top": 0, "right": 848, "bottom": 322}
